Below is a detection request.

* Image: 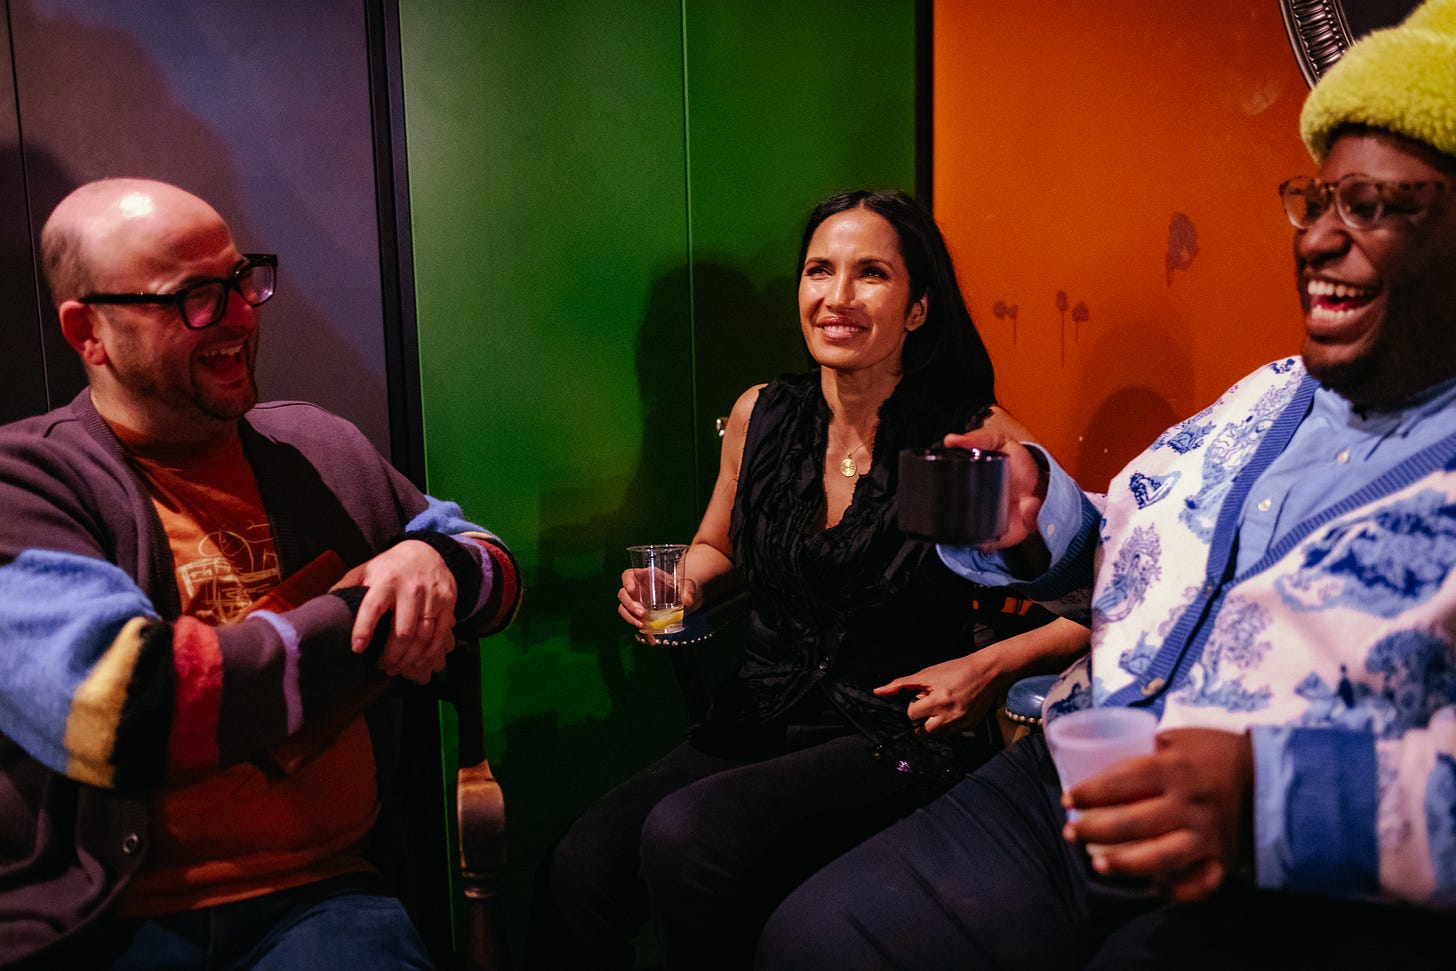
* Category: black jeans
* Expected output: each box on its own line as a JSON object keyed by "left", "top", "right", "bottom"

{"left": 758, "top": 734, "right": 1456, "bottom": 971}
{"left": 525, "top": 721, "right": 935, "bottom": 971}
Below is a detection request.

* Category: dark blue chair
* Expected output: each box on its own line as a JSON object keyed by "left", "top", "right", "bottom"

{"left": 998, "top": 672, "right": 1059, "bottom": 745}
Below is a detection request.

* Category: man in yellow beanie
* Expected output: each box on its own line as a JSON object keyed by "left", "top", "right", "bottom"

{"left": 757, "top": 1, "right": 1456, "bottom": 967}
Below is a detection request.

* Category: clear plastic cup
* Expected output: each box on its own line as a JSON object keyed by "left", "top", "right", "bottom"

{"left": 627, "top": 544, "right": 689, "bottom": 635}
{"left": 1045, "top": 707, "right": 1158, "bottom": 792}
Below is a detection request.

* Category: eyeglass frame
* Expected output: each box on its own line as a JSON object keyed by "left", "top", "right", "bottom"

{"left": 77, "top": 253, "right": 278, "bottom": 331}
{"left": 1278, "top": 174, "right": 1455, "bottom": 231}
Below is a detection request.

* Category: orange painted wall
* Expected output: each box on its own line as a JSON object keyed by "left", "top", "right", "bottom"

{"left": 934, "top": 1, "right": 1316, "bottom": 490}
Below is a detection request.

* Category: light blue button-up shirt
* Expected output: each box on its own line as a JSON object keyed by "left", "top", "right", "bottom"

{"left": 940, "top": 371, "right": 1456, "bottom": 888}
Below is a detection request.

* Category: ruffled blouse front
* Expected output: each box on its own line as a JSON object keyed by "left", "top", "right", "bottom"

{"left": 701, "top": 370, "right": 1042, "bottom": 783}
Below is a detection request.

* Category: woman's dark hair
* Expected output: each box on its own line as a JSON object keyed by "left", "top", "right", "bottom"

{"left": 796, "top": 189, "right": 996, "bottom": 404}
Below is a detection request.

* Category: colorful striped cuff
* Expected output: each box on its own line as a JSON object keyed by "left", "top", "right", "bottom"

{"left": 248, "top": 610, "right": 304, "bottom": 736}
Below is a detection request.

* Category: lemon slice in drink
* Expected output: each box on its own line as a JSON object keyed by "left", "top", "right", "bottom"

{"left": 642, "top": 606, "right": 684, "bottom": 633}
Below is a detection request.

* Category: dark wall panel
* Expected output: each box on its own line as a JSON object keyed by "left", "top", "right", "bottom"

{"left": 0, "top": 5, "right": 53, "bottom": 424}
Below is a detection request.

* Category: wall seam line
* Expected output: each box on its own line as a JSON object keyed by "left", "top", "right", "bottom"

{"left": 680, "top": 0, "right": 703, "bottom": 513}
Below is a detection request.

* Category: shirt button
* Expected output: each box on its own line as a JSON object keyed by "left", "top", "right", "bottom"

{"left": 817, "top": 657, "right": 831, "bottom": 672}
{"left": 1257, "top": 498, "right": 1272, "bottom": 513}
{"left": 1045, "top": 523, "right": 1057, "bottom": 538}
{"left": 1337, "top": 449, "right": 1351, "bottom": 464}
{"left": 122, "top": 833, "right": 143, "bottom": 855}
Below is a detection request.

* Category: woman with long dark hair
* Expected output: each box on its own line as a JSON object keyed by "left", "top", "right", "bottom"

{"left": 528, "top": 189, "right": 1088, "bottom": 969}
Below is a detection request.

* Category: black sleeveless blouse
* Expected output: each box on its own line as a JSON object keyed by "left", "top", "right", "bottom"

{"left": 695, "top": 370, "right": 1048, "bottom": 785}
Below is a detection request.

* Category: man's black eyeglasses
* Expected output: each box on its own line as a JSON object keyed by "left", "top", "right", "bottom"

{"left": 79, "top": 253, "right": 277, "bottom": 330}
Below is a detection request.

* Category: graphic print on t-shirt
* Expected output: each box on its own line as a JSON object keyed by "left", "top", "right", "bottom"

{"left": 111, "top": 425, "right": 282, "bottom": 623}
{"left": 173, "top": 521, "right": 281, "bottom": 624}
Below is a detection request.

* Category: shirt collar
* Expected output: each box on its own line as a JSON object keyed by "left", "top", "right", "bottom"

{"left": 1315, "top": 372, "right": 1456, "bottom": 441}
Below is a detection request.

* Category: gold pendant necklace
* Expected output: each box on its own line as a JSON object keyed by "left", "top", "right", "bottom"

{"left": 836, "top": 429, "right": 873, "bottom": 478}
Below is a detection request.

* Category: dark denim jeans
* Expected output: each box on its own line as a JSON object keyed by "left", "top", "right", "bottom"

{"left": 105, "top": 873, "right": 434, "bottom": 971}
{"left": 758, "top": 734, "right": 1456, "bottom": 971}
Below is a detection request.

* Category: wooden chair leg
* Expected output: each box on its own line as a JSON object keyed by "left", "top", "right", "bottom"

{"left": 448, "top": 641, "right": 510, "bottom": 971}
{"left": 457, "top": 758, "right": 508, "bottom": 971}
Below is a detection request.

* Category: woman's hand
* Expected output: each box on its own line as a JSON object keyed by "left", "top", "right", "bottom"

{"left": 877, "top": 618, "right": 1091, "bottom": 735}
{"left": 618, "top": 567, "right": 700, "bottom": 641}
{"left": 873, "top": 653, "right": 996, "bottom": 735}
{"left": 618, "top": 387, "right": 755, "bottom": 643}
{"left": 875, "top": 651, "right": 1003, "bottom": 735}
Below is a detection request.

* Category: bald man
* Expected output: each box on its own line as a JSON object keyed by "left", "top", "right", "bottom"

{"left": 0, "top": 179, "right": 520, "bottom": 969}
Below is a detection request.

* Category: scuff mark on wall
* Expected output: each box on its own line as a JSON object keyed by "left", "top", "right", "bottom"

{"left": 1054, "top": 291, "right": 1090, "bottom": 364}
{"left": 1166, "top": 211, "right": 1199, "bottom": 286}
{"left": 992, "top": 299, "right": 1019, "bottom": 343}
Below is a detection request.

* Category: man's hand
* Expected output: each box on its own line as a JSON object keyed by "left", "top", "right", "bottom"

{"left": 334, "top": 539, "right": 458, "bottom": 684}
{"left": 1061, "top": 727, "right": 1254, "bottom": 903}
{"left": 942, "top": 428, "right": 1047, "bottom": 552}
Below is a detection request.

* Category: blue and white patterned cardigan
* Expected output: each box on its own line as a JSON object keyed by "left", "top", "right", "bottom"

{"left": 1023, "top": 358, "right": 1456, "bottom": 908}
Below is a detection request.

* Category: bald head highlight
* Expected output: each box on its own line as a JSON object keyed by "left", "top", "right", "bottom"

{"left": 40, "top": 179, "right": 224, "bottom": 305}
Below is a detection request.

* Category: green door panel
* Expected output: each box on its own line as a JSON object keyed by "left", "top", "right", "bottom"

{"left": 398, "top": 1, "right": 916, "bottom": 960}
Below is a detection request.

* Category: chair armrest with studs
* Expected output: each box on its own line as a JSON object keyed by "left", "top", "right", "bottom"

{"left": 632, "top": 586, "right": 752, "bottom": 648}
{"left": 997, "top": 673, "right": 1059, "bottom": 748}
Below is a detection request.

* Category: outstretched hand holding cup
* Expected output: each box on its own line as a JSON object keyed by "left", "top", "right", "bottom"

{"left": 938, "top": 428, "right": 1050, "bottom": 551}
{"left": 897, "top": 446, "right": 1009, "bottom": 545}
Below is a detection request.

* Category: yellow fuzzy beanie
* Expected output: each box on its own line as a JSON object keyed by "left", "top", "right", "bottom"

{"left": 1299, "top": 0, "right": 1456, "bottom": 162}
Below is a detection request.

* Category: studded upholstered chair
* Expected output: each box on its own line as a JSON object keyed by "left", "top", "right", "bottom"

{"left": 997, "top": 672, "right": 1060, "bottom": 747}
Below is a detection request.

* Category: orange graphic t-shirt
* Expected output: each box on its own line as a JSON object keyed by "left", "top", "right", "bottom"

{"left": 109, "top": 423, "right": 377, "bottom": 917}
{"left": 126, "top": 429, "right": 282, "bottom": 623}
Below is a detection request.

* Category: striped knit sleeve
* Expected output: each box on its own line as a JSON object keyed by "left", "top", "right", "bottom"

{"left": 0, "top": 549, "right": 387, "bottom": 787}
{"left": 400, "top": 497, "right": 521, "bottom": 635}
{"left": 0, "top": 549, "right": 172, "bottom": 789}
